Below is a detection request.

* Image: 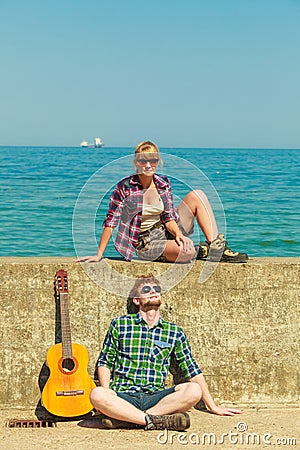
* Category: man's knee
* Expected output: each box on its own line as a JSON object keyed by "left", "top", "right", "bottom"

{"left": 90, "top": 386, "right": 114, "bottom": 407}
{"left": 180, "top": 382, "right": 202, "bottom": 405}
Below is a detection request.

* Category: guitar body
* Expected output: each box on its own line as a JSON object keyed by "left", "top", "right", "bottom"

{"left": 42, "top": 342, "right": 96, "bottom": 417}
{"left": 41, "top": 270, "right": 96, "bottom": 417}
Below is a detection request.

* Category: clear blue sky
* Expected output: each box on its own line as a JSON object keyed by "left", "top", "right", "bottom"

{"left": 0, "top": 0, "right": 299, "bottom": 148}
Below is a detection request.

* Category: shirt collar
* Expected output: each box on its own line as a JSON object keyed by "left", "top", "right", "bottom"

{"left": 135, "top": 312, "right": 164, "bottom": 328}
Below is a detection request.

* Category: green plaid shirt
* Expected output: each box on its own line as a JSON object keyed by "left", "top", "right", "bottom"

{"left": 97, "top": 313, "right": 201, "bottom": 393}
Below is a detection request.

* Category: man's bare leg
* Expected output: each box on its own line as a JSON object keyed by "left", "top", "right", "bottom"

{"left": 90, "top": 383, "right": 201, "bottom": 424}
{"left": 147, "top": 382, "right": 202, "bottom": 415}
{"left": 90, "top": 387, "right": 146, "bottom": 425}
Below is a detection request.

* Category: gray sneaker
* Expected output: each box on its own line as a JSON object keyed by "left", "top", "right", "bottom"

{"left": 145, "top": 412, "right": 190, "bottom": 431}
{"left": 197, "top": 234, "right": 248, "bottom": 263}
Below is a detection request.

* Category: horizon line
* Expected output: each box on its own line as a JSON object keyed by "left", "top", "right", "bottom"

{"left": 1, "top": 144, "right": 300, "bottom": 151}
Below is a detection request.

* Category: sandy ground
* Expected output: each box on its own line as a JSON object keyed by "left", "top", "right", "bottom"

{"left": 0, "top": 407, "right": 299, "bottom": 450}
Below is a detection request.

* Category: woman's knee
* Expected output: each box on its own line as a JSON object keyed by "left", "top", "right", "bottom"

{"left": 178, "top": 247, "right": 197, "bottom": 262}
{"left": 180, "top": 190, "right": 208, "bottom": 213}
{"left": 190, "top": 189, "right": 208, "bottom": 204}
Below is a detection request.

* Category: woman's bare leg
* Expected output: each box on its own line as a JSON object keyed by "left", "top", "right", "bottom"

{"left": 163, "top": 239, "right": 196, "bottom": 263}
{"left": 177, "top": 190, "right": 219, "bottom": 243}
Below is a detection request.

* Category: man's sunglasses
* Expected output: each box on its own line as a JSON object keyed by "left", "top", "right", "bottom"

{"left": 141, "top": 285, "right": 162, "bottom": 294}
{"left": 136, "top": 158, "right": 159, "bottom": 165}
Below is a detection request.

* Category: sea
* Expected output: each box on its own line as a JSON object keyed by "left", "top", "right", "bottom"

{"left": 1, "top": 146, "right": 300, "bottom": 258}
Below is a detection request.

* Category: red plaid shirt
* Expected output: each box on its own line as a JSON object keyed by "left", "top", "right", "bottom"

{"left": 103, "top": 173, "right": 178, "bottom": 261}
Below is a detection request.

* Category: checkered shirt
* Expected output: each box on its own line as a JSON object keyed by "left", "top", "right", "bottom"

{"left": 97, "top": 313, "right": 202, "bottom": 393}
{"left": 103, "top": 173, "right": 178, "bottom": 261}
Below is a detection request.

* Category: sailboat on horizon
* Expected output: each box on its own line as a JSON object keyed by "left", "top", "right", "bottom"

{"left": 80, "top": 137, "right": 104, "bottom": 148}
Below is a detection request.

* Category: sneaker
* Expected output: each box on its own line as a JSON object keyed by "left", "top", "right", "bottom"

{"left": 197, "top": 234, "right": 248, "bottom": 263}
{"left": 145, "top": 412, "right": 190, "bottom": 431}
{"left": 221, "top": 242, "right": 248, "bottom": 263}
{"left": 101, "top": 416, "right": 142, "bottom": 429}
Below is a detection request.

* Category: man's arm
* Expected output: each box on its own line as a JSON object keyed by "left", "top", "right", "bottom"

{"left": 98, "top": 366, "right": 111, "bottom": 388}
{"left": 95, "top": 318, "right": 118, "bottom": 389}
{"left": 172, "top": 328, "right": 242, "bottom": 416}
{"left": 190, "top": 373, "right": 242, "bottom": 416}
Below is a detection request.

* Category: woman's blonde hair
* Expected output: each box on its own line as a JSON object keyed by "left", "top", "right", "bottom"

{"left": 133, "top": 140, "right": 163, "bottom": 166}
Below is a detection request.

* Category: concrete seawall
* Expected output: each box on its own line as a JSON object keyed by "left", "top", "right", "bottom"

{"left": 0, "top": 257, "right": 299, "bottom": 412}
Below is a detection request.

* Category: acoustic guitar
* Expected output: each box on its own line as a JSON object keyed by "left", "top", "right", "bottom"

{"left": 42, "top": 270, "right": 96, "bottom": 417}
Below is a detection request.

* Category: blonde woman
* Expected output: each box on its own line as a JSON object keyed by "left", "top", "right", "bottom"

{"left": 76, "top": 141, "right": 247, "bottom": 263}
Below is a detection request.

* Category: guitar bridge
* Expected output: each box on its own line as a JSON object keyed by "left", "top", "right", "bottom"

{"left": 56, "top": 390, "right": 84, "bottom": 396}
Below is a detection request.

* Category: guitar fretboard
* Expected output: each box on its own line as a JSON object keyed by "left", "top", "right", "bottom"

{"left": 59, "top": 293, "right": 73, "bottom": 360}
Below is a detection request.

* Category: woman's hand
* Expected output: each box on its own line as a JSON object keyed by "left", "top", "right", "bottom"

{"left": 73, "top": 254, "right": 102, "bottom": 263}
{"left": 175, "top": 234, "right": 195, "bottom": 253}
{"left": 74, "top": 227, "right": 112, "bottom": 263}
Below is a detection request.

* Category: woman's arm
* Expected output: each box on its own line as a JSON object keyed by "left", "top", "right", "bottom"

{"left": 74, "top": 226, "right": 113, "bottom": 262}
{"left": 165, "top": 220, "right": 194, "bottom": 253}
{"left": 164, "top": 220, "right": 182, "bottom": 241}
{"left": 75, "top": 179, "right": 126, "bottom": 262}
{"left": 160, "top": 177, "right": 194, "bottom": 251}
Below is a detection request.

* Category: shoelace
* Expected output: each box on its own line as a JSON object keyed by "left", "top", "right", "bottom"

{"left": 210, "top": 235, "right": 226, "bottom": 251}
{"left": 146, "top": 414, "right": 175, "bottom": 429}
{"left": 223, "top": 246, "right": 238, "bottom": 256}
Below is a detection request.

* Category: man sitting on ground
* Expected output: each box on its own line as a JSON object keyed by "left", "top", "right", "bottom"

{"left": 90, "top": 275, "right": 242, "bottom": 431}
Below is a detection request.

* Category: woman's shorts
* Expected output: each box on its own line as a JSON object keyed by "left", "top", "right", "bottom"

{"left": 135, "top": 219, "right": 193, "bottom": 262}
{"left": 135, "top": 222, "right": 173, "bottom": 262}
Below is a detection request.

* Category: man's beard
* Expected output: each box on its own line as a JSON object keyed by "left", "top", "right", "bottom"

{"left": 141, "top": 296, "right": 162, "bottom": 308}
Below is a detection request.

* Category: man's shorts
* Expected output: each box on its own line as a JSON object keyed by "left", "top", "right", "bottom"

{"left": 116, "top": 386, "right": 176, "bottom": 411}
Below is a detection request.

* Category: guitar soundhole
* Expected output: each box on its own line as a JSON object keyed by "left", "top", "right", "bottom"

{"left": 62, "top": 358, "right": 75, "bottom": 372}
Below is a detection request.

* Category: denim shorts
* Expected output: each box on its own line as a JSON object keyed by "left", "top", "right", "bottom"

{"left": 116, "top": 386, "right": 175, "bottom": 411}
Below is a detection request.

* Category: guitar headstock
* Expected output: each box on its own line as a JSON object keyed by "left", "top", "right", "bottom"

{"left": 55, "top": 270, "right": 68, "bottom": 294}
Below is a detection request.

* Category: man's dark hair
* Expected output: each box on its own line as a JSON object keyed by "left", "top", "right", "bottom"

{"left": 127, "top": 275, "right": 161, "bottom": 314}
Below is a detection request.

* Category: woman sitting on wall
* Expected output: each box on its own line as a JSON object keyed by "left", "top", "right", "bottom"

{"left": 76, "top": 141, "right": 248, "bottom": 263}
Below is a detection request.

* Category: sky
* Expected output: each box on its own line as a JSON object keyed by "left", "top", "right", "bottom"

{"left": 0, "top": 0, "right": 299, "bottom": 148}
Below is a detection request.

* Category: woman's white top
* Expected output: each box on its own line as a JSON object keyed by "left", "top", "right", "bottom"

{"left": 140, "top": 197, "right": 164, "bottom": 232}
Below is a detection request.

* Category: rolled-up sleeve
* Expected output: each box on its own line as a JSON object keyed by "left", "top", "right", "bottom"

{"left": 97, "top": 319, "right": 119, "bottom": 370}
{"left": 103, "top": 184, "right": 125, "bottom": 229}
{"left": 160, "top": 183, "right": 179, "bottom": 224}
{"left": 173, "top": 328, "right": 202, "bottom": 379}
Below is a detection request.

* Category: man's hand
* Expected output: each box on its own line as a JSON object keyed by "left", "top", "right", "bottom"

{"left": 190, "top": 374, "right": 243, "bottom": 417}
{"left": 209, "top": 406, "right": 243, "bottom": 416}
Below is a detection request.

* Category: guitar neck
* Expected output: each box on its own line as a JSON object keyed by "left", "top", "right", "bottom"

{"left": 59, "top": 292, "right": 73, "bottom": 359}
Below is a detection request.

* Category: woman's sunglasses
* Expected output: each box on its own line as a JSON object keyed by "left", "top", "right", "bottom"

{"left": 141, "top": 285, "right": 162, "bottom": 294}
{"left": 136, "top": 158, "right": 159, "bottom": 165}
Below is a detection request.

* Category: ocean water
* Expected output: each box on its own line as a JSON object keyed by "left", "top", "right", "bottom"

{"left": 1, "top": 146, "right": 300, "bottom": 258}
